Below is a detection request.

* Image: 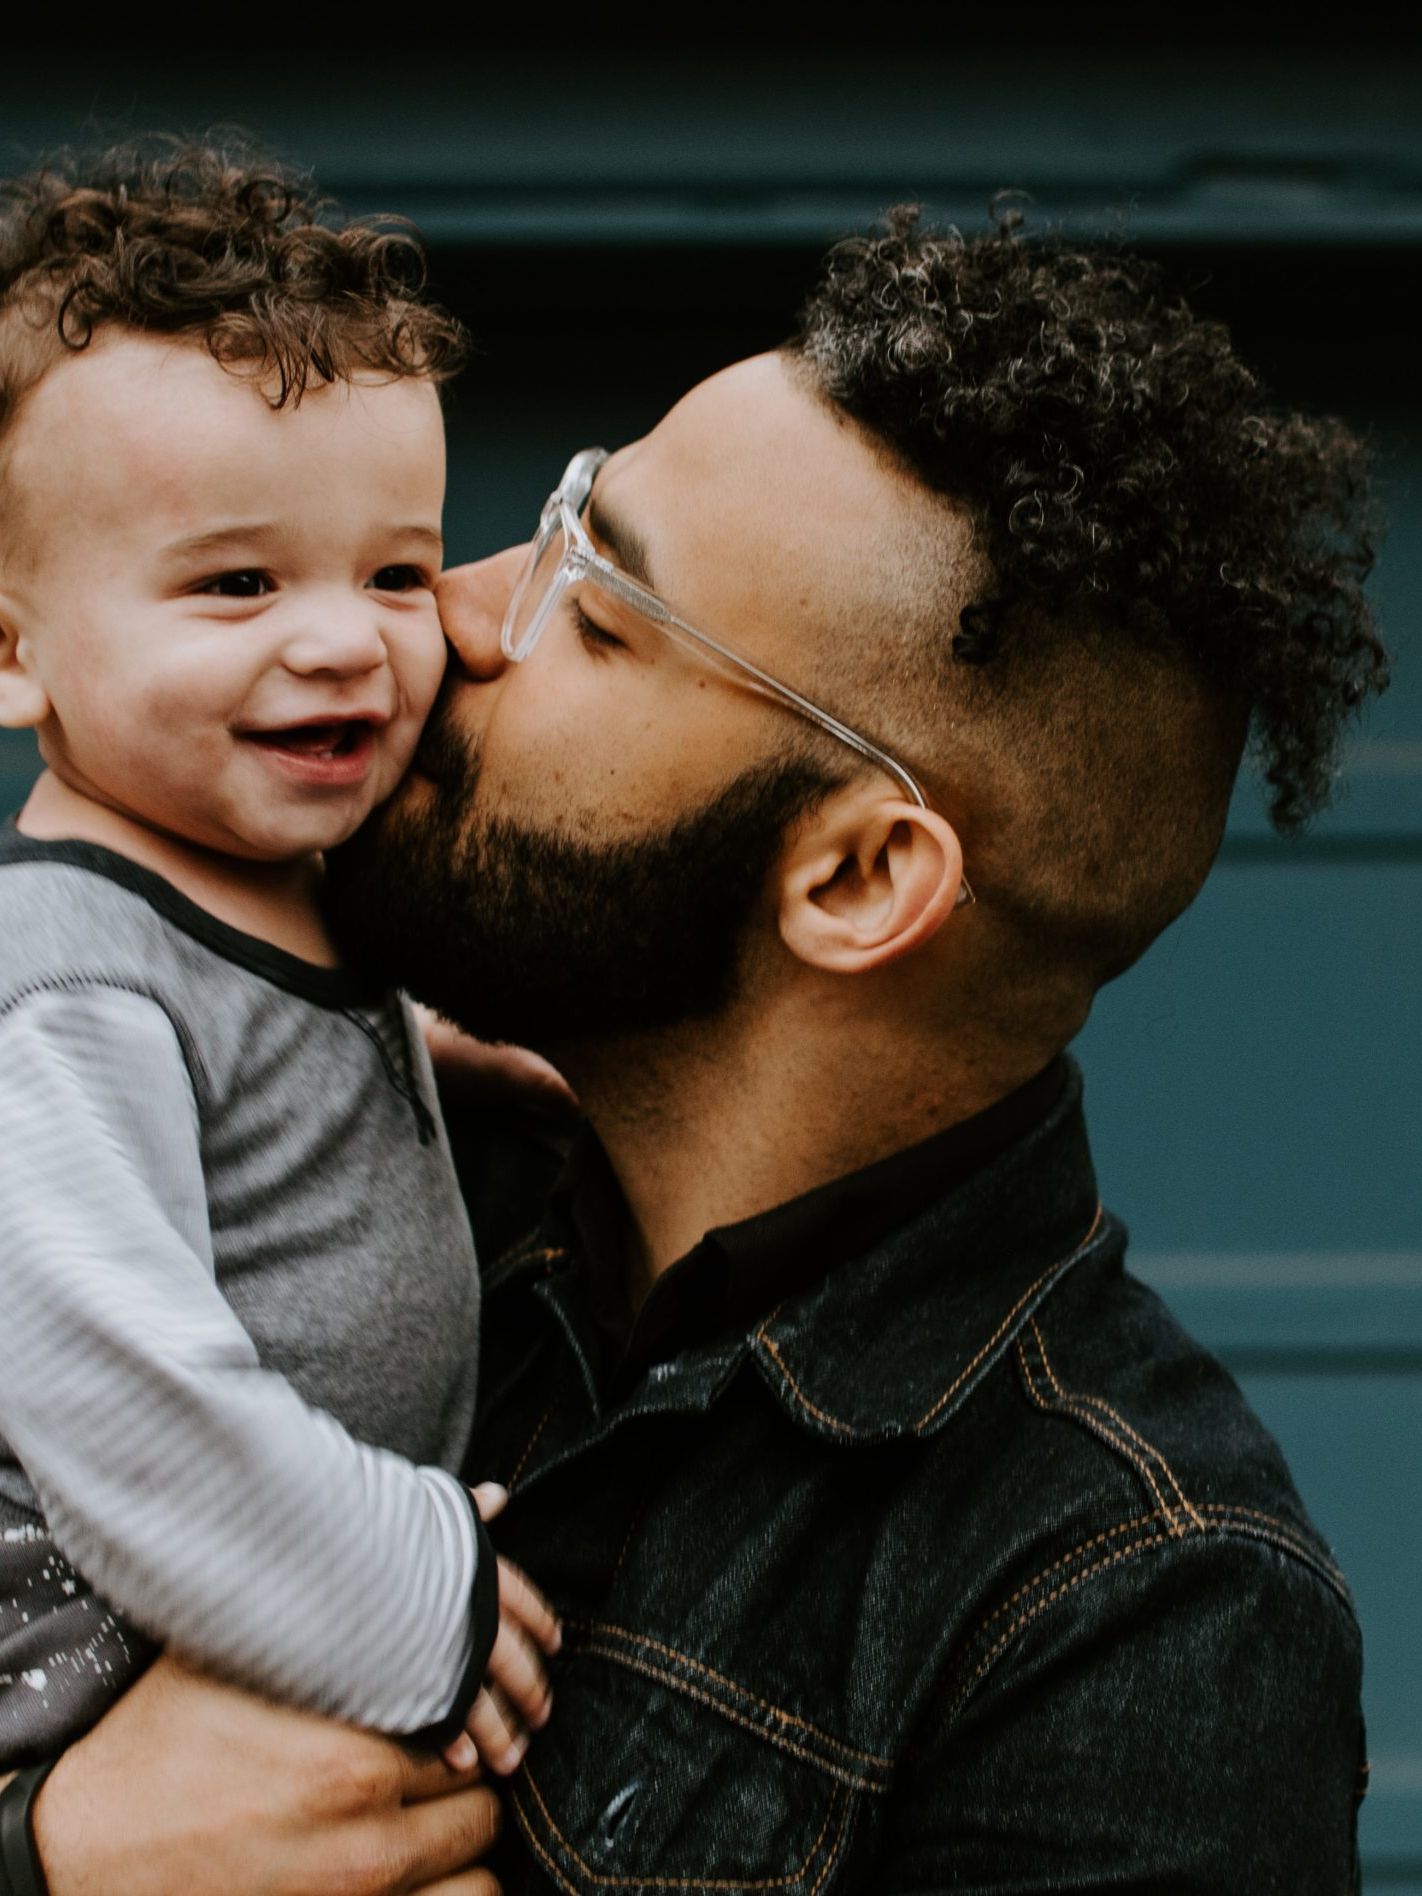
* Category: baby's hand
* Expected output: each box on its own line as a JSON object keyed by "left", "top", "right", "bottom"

{"left": 442, "top": 1482, "right": 561, "bottom": 1776}
{"left": 413, "top": 1003, "right": 578, "bottom": 1117}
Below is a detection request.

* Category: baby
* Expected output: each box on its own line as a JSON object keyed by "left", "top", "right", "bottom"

{"left": 0, "top": 144, "right": 554, "bottom": 1772}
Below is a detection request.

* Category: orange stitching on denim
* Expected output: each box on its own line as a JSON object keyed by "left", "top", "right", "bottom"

{"left": 1198, "top": 1505, "right": 1349, "bottom": 1591}
{"left": 510, "top": 1401, "right": 555, "bottom": 1489}
{"left": 499, "top": 1241, "right": 569, "bottom": 1278}
{"left": 910, "top": 1203, "right": 1105, "bottom": 1433}
{"left": 511, "top": 1788, "right": 580, "bottom": 1896}
{"left": 753, "top": 1332, "right": 857, "bottom": 1436}
{"left": 754, "top": 1203, "right": 1106, "bottom": 1439}
{"left": 1026, "top": 1312, "right": 1206, "bottom": 1532}
{"left": 1017, "top": 1322, "right": 1178, "bottom": 1528}
{"left": 806, "top": 1798, "right": 851, "bottom": 1896}
{"left": 952, "top": 1501, "right": 1352, "bottom": 1723}
{"left": 971, "top": 1510, "right": 1168, "bottom": 1642}
{"left": 1202, "top": 1502, "right": 1293, "bottom": 1528}
{"left": 1024, "top": 1317, "right": 1176, "bottom": 1526}
{"left": 952, "top": 1531, "right": 1171, "bottom": 1715}
{"left": 577, "top": 1642, "right": 885, "bottom": 1794}
{"left": 516, "top": 1761, "right": 849, "bottom": 1888}
{"left": 1076, "top": 1393, "right": 1206, "bottom": 1533}
{"left": 520, "top": 1243, "right": 569, "bottom": 1267}
{"left": 573, "top": 1620, "right": 893, "bottom": 1773}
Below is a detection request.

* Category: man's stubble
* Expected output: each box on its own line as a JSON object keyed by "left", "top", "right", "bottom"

{"left": 322, "top": 694, "right": 835, "bottom": 1056}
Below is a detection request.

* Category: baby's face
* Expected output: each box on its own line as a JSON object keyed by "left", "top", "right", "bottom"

{"left": 0, "top": 332, "right": 448, "bottom": 860}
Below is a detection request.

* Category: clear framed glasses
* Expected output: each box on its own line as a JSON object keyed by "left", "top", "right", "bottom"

{"left": 502, "top": 447, "right": 974, "bottom": 905}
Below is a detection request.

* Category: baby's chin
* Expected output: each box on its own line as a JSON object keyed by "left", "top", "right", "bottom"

{"left": 214, "top": 792, "right": 392, "bottom": 865}
{"left": 219, "top": 740, "right": 416, "bottom": 859}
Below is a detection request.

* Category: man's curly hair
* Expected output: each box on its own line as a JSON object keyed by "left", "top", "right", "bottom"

{"left": 0, "top": 137, "right": 467, "bottom": 438}
{"left": 792, "top": 206, "right": 1388, "bottom": 838}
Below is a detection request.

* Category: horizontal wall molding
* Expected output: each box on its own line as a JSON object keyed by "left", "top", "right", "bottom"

{"left": 1217, "top": 836, "right": 1422, "bottom": 865}
{"left": 9, "top": 47, "right": 1422, "bottom": 249}
{"left": 1133, "top": 1251, "right": 1422, "bottom": 1355}
{"left": 359, "top": 187, "right": 1422, "bottom": 251}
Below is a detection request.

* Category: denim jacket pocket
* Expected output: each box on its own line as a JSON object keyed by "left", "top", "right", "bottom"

{"left": 501, "top": 1630, "right": 872, "bottom": 1893}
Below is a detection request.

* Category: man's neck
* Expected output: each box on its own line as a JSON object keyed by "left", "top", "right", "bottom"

{"left": 17, "top": 770, "right": 338, "bottom": 967}
{"left": 561, "top": 978, "right": 1057, "bottom": 1304}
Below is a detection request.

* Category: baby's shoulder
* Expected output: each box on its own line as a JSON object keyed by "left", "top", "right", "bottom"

{"left": 0, "top": 843, "right": 197, "bottom": 1000}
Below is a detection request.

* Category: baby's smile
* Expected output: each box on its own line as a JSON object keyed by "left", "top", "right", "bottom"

{"left": 239, "top": 714, "right": 393, "bottom": 790}
{"left": 2, "top": 331, "right": 449, "bottom": 867}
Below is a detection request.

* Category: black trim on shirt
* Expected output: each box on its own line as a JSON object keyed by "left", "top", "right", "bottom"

{"left": 0, "top": 823, "right": 381, "bottom": 1011}
{"left": 405, "top": 1500, "right": 501, "bottom": 1752}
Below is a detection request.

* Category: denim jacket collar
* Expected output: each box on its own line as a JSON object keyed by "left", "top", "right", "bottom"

{"left": 487, "top": 1059, "right": 1107, "bottom": 1447}
{"left": 746, "top": 1057, "right": 1107, "bottom": 1445}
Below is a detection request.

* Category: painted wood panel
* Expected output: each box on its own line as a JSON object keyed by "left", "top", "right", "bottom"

{"left": 1, "top": 51, "right": 1416, "bottom": 1875}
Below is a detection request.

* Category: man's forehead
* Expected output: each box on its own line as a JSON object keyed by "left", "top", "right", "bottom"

{"left": 594, "top": 353, "right": 971, "bottom": 649}
{"left": 610, "top": 354, "right": 873, "bottom": 532}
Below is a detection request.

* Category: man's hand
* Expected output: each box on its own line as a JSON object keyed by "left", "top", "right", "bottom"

{"left": 445, "top": 1483, "right": 561, "bottom": 1776}
{"left": 31, "top": 1656, "right": 503, "bottom": 1895}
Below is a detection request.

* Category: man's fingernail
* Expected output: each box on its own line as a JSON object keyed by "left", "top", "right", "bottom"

{"left": 446, "top": 1733, "right": 478, "bottom": 1771}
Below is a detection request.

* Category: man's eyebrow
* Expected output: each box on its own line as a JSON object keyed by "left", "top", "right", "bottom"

{"left": 585, "top": 494, "right": 654, "bottom": 588}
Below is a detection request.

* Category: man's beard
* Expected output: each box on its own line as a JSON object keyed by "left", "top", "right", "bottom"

{"left": 323, "top": 706, "right": 835, "bottom": 1056}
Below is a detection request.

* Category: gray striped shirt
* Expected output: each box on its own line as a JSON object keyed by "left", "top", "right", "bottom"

{"left": 0, "top": 832, "right": 487, "bottom": 1764}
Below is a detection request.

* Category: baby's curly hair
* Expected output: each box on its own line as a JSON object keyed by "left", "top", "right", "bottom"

{"left": 0, "top": 136, "right": 467, "bottom": 434}
{"left": 793, "top": 205, "right": 1388, "bottom": 838}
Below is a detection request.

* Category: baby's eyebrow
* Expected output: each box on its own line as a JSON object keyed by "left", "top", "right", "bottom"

{"left": 396, "top": 525, "right": 445, "bottom": 553}
{"left": 162, "top": 524, "right": 286, "bottom": 561}
{"left": 161, "top": 523, "right": 444, "bottom": 561}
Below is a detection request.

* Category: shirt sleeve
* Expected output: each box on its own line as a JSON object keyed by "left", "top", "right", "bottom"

{"left": 0, "top": 984, "right": 496, "bottom": 1737}
{"left": 877, "top": 1532, "right": 1365, "bottom": 1892}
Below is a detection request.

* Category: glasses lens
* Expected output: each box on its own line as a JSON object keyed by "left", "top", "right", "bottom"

{"left": 502, "top": 515, "right": 569, "bottom": 661}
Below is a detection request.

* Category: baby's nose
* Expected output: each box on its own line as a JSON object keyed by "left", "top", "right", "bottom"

{"left": 285, "top": 602, "right": 387, "bottom": 676}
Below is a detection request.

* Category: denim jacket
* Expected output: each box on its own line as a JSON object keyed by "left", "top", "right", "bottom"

{"left": 463, "top": 1062, "right": 1366, "bottom": 1892}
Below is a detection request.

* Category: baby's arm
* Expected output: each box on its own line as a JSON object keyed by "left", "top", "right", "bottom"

{"left": 0, "top": 986, "right": 494, "bottom": 1740}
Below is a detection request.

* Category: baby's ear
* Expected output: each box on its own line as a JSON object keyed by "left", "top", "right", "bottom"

{"left": 0, "top": 600, "right": 49, "bottom": 727}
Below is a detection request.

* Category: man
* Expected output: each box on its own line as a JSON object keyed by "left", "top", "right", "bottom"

{"left": 8, "top": 210, "right": 1386, "bottom": 1891}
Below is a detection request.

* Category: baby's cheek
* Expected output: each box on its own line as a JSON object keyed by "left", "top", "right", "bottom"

{"left": 403, "top": 614, "right": 449, "bottom": 717}
{"left": 369, "top": 729, "right": 419, "bottom": 808}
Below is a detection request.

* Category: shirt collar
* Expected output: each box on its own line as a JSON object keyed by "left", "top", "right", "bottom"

{"left": 746, "top": 1059, "right": 1107, "bottom": 1443}
{"left": 537, "top": 1054, "right": 1072, "bottom": 1396}
{"left": 485, "top": 1057, "right": 1107, "bottom": 1442}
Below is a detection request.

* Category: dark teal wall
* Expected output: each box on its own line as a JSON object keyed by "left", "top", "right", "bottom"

{"left": 4, "top": 40, "right": 1418, "bottom": 1883}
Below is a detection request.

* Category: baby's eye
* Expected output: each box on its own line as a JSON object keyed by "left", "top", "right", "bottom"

{"left": 370, "top": 564, "right": 430, "bottom": 593}
{"left": 198, "top": 569, "right": 273, "bottom": 599}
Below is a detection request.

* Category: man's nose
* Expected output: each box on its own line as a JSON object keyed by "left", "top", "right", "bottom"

{"left": 436, "top": 547, "right": 524, "bottom": 680}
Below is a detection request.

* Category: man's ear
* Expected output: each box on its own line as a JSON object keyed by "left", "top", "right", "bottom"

{"left": 0, "top": 600, "right": 49, "bottom": 729}
{"left": 777, "top": 788, "right": 969, "bottom": 974}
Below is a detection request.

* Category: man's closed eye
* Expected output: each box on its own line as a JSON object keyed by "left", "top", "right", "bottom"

{"left": 573, "top": 603, "right": 625, "bottom": 655}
